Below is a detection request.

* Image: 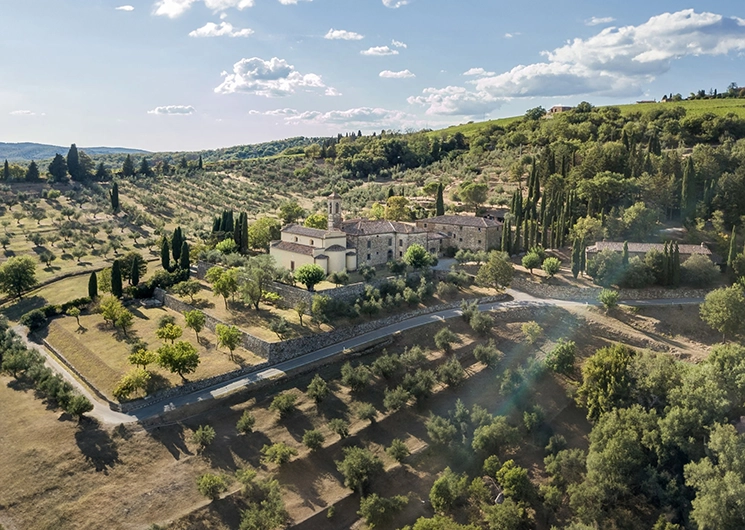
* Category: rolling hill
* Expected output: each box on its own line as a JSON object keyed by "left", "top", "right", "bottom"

{"left": 0, "top": 142, "right": 149, "bottom": 162}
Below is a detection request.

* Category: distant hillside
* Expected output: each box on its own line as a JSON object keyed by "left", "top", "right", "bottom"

{"left": 0, "top": 142, "right": 149, "bottom": 162}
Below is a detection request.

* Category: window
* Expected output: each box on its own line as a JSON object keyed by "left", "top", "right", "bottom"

{"left": 294, "top": 237, "right": 298, "bottom": 242}
{"left": 424, "top": 223, "right": 428, "bottom": 228}
{"left": 290, "top": 261, "right": 295, "bottom": 271}
{"left": 478, "top": 240, "right": 481, "bottom": 244}
{"left": 478, "top": 228, "right": 482, "bottom": 232}
{"left": 399, "top": 251, "right": 403, "bottom": 257}
{"left": 460, "top": 226, "right": 463, "bottom": 230}
{"left": 367, "top": 240, "right": 371, "bottom": 248}
{"left": 388, "top": 238, "right": 392, "bottom": 246}
{"left": 459, "top": 238, "right": 463, "bottom": 242}
{"left": 399, "top": 239, "right": 403, "bottom": 247}
{"left": 310, "top": 239, "right": 314, "bottom": 245}
{"left": 335, "top": 203, "right": 340, "bottom": 214}
{"left": 367, "top": 254, "right": 371, "bottom": 260}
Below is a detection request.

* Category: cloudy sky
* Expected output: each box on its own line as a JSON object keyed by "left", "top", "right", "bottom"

{"left": 1, "top": 0, "right": 744, "bottom": 151}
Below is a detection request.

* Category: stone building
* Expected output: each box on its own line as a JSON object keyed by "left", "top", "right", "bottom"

{"left": 271, "top": 194, "right": 501, "bottom": 274}
{"left": 415, "top": 215, "right": 502, "bottom": 253}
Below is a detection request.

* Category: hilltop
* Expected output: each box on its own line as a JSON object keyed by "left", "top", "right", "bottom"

{"left": 0, "top": 142, "right": 149, "bottom": 162}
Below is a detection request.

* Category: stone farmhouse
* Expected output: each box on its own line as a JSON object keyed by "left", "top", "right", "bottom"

{"left": 585, "top": 241, "right": 714, "bottom": 263}
{"left": 270, "top": 193, "right": 504, "bottom": 274}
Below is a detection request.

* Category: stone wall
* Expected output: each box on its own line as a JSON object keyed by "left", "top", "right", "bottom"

{"left": 511, "top": 277, "right": 713, "bottom": 302}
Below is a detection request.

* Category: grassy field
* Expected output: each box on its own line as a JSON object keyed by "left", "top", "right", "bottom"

{"left": 0, "top": 301, "right": 720, "bottom": 530}
{"left": 41, "top": 305, "right": 265, "bottom": 400}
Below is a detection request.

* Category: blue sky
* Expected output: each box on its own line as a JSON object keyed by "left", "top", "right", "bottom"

{"left": 1, "top": 0, "right": 744, "bottom": 151}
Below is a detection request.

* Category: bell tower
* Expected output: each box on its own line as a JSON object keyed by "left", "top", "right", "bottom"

{"left": 328, "top": 192, "right": 342, "bottom": 230}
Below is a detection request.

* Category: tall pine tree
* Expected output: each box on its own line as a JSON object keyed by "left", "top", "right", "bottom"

{"left": 2, "top": 160, "right": 9, "bottom": 181}
{"left": 681, "top": 156, "right": 695, "bottom": 220}
{"left": 130, "top": 259, "right": 140, "bottom": 286}
{"left": 122, "top": 155, "right": 135, "bottom": 177}
{"left": 88, "top": 272, "right": 98, "bottom": 299}
{"left": 161, "top": 237, "right": 171, "bottom": 271}
{"left": 435, "top": 183, "right": 445, "bottom": 216}
{"left": 172, "top": 227, "right": 182, "bottom": 262}
{"left": 110, "top": 182, "right": 119, "bottom": 212}
{"left": 571, "top": 239, "right": 581, "bottom": 279}
{"left": 48, "top": 154, "right": 68, "bottom": 182}
{"left": 111, "top": 260, "right": 123, "bottom": 298}
{"left": 67, "top": 144, "right": 82, "bottom": 181}
{"left": 180, "top": 241, "right": 190, "bottom": 274}
{"left": 25, "top": 161, "right": 40, "bottom": 181}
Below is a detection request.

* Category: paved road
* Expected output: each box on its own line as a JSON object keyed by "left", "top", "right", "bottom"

{"left": 14, "top": 290, "right": 704, "bottom": 425}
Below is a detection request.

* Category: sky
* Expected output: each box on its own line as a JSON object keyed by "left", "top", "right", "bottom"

{"left": 1, "top": 0, "right": 745, "bottom": 152}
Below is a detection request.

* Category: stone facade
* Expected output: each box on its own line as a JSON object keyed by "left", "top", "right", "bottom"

{"left": 415, "top": 215, "right": 501, "bottom": 253}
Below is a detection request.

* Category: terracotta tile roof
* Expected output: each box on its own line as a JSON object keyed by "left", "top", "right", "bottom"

{"left": 342, "top": 219, "right": 425, "bottom": 236}
{"left": 418, "top": 215, "right": 501, "bottom": 228}
{"left": 325, "top": 244, "right": 347, "bottom": 252}
{"left": 586, "top": 241, "right": 712, "bottom": 255}
{"left": 271, "top": 240, "right": 314, "bottom": 256}
{"left": 282, "top": 224, "right": 329, "bottom": 238}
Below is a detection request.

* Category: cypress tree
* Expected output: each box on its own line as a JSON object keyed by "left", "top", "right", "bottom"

{"left": 110, "top": 182, "right": 119, "bottom": 212}
{"left": 212, "top": 216, "right": 221, "bottom": 233}
{"left": 48, "top": 154, "right": 68, "bottom": 182}
{"left": 672, "top": 242, "right": 681, "bottom": 286}
{"left": 435, "top": 183, "right": 445, "bottom": 216}
{"left": 2, "top": 159, "right": 9, "bottom": 181}
{"left": 95, "top": 162, "right": 108, "bottom": 181}
{"left": 501, "top": 220, "right": 510, "bottom": 253}
{"left": 172, "top": 227, "right": 182, "bottom": 262}
{"left": 111, "top": 260, "right": 123, "bottom": 298}
{"left": 198, "top": 155, "right": 203, "bottom": 170}
{"left": 130, "top": 258, "right": 140, "bottom": 287}
{"left": 579, "top": 241, "right": 586, "bottom": 275}
{"left": 88, "top": 271, "right": 98, "bottom": 299}
{"left": 681, "top": 156, "right": 695, "bottom": 220}
{"left": 727, "top": 226, "right": 737, "bottom": 270}
{"left": 622, "top": 241, "right": 629, "bottom": 267}
{"left": 122, "top": 154, "right": 135, "bottom": 177}
{"left": 161, "top": 237, "right": 170, "bottom": 271}
{"left": 233, "top": 216, "right": 242, "bottom": 247}
{"left": 571, "top": 239, "right": 581, "bottom": 279}
{"left": 25, "top": 161, "right": 40, "bottom": 181}
{"left": 388, "top": 187, "right": 395, "bottom": 199}
{"left": 180, "top": 241, "right": 190, "bottom": 274}
{"left": 138, "top": 157, "right": 152, "bottom": 177}
{"left": 67, "top": 144, "right": 81, "bottom": 181}
{"left": 662, "top": 242, "right": 670, "bottom": 286}
{"left": 240, "top": 212, "right": 249, "bottom": 253}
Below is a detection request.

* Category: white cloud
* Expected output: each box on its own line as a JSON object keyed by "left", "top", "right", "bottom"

{"left": 471, "top": 9, "right": 745, "bottom": 100}
{"left": 214, "top": 57, "right": 333, "bottom": 97}
{"left": 277, "top": 0, "right": 311, "bottom": 4}
{"left": 9, "top": 110, "right": 41, "bottom": 116}
{"left": 250, "top": 106, "right": 421, "bottom": 129}
{"left": 153, "top": 0, "right": 255, "bottom": 18}
{"left": 586, "top": 16, "right": 616, "bottom": 26}
{"left": 147, "top": 105, "right": 196, "bottom": 115}
{"left": 115, "top": 5, "right": 135, "bottom": 11}
{"left": 380, "top": 69, "right": 415, "bottom": 79}
{"left": 391, "top": 39, "right": 407, "bottom": 48}
{"left": 382, "top": 0, "right": 408, "bottom": 8}
{"left": 463, "top": 67, "right": 495, "bottom": 77}
{"left": 189, "top": 21, "right": 253, "bottom": 37}
{"left": 325, "top": 29, "right": 364, "bottom": 40}
{"left": 361, "top": 46, "right": 399, "bottom": 56}
{"left": 408, "top": 86, "right": 500, "bottom": 116}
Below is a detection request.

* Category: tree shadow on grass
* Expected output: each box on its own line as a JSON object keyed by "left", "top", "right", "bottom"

{"left": 279, "top": 411, "right": 316, "bottom": 443}
{"left": 148, "top": 423, "right": 192, "bottom": 460}
{"left": 75, "top": 418, "right": 121, "bottom": 474}
{"left": 1, "top": 295, "right": 46, "bottom": 321}
{"left": 317, "top": 387, "right": 351, "bottom": 421}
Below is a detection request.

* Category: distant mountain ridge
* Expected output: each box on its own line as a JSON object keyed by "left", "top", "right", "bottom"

{"left": 0, "top": 142, "right": 149, "bottom": 162}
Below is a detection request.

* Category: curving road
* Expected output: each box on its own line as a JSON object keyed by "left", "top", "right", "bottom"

{"left": 15, "top": 289, "right": 704, "bottom": 425}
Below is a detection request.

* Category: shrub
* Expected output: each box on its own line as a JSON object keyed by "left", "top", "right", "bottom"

{"left": 356, "top": 402, "right": 378, "bottom": 423}
{"left": 157, "top": 314, "right": 177, "bottom": 329}
{"left": 328, "top": 418, "right": 350, "bottom": 438}
{"left": 302, "top": 429, "right": 325, "bottom": 451}
{"left": 437, "top": 357, "right": 466, "bottom": 387}
{"left": 474, "top": 339, "right": 503, "bottom": 368}
{"left": 386, "top": 439, "right": 410, "bottom": 462}
{"left": 426, "top": 414, "right": 458, "bottom": 446}
{"left": 197, "top": 473, "right": 228, "bottom": 501}
{"left": 472, "top": 417, "right": 519, "bottom": 455}
{"left": 372, "top": 352, "right": 401, "bottom": 379}
{"left": 522, "top": 252, "right": 542, "bottom": 273}
{"left": 384, "top": 386, "right": 411, "bottom": 411}
{"left": 545, "top": 339, "right": 576, "bottom": 375}
{"left": 429, "top": 467, "right": 468, "bottom": 514}
{"left": 20, "top": 309, "right": 47, "bottom": 331}
{"left": 402, "top": 369, "right": 437, "bottom": 401}
{"left": 335, "top": 446, "right": 383, "bottom": 494}
{"left": 521, "top": 321, "right": 543, "bottom": 344}
{"left": 400, "top": 345, "right": 427, "bottom": 368}
{"left": 306, "top": 374, "right": 329, "bottom": 403}
{"left": 681, "top": 254, "right": 720, "bottom": 287}
{"left": 470, "top": 311, "right": 493, "bottom": 334}
{"left": 192, "top": 425, "right": 216, "bottom": 450}
{"left": 619, "top": 257, "right": 654, "bottom": 288}
{"left": 269, "top": 393, "right": 297, "bottom": 418}
{"left": 434, "top": 327, "right": 460, "bottom": 353}
{"left": 587, "top": 249, "right": 624, "bottom": 287}
{"left": 542, "top": 257, "right": 561, "bottom": 278}
{"left": 341, "top": 362, "right": 371, "bottom": 392}
{"left": 436, "top": 281, "right": 459, "bottom": 299}
{"left": 236, "top": 411, "right": 256, "bottom": 434}
{"left": 261, "top": 442, "right": 298, "bottom": 466}
{"left": 358, "top": 494, "right": 408, "bottom": 529}
{"left": 598, "top": 289, "right": 619, "bottom": 310}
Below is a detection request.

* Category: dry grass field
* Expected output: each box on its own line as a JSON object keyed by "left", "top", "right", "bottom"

{"left": 41, "top": 305, "right": 265, "bottom": 400}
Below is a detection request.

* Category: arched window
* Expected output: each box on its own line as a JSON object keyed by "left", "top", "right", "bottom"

{"left": 335, "top": 202, "right": 340, "bottom": 214}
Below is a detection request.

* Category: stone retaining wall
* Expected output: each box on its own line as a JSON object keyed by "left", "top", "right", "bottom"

{"left": 511, "top": 277, "right": 712, "bottom": 302}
